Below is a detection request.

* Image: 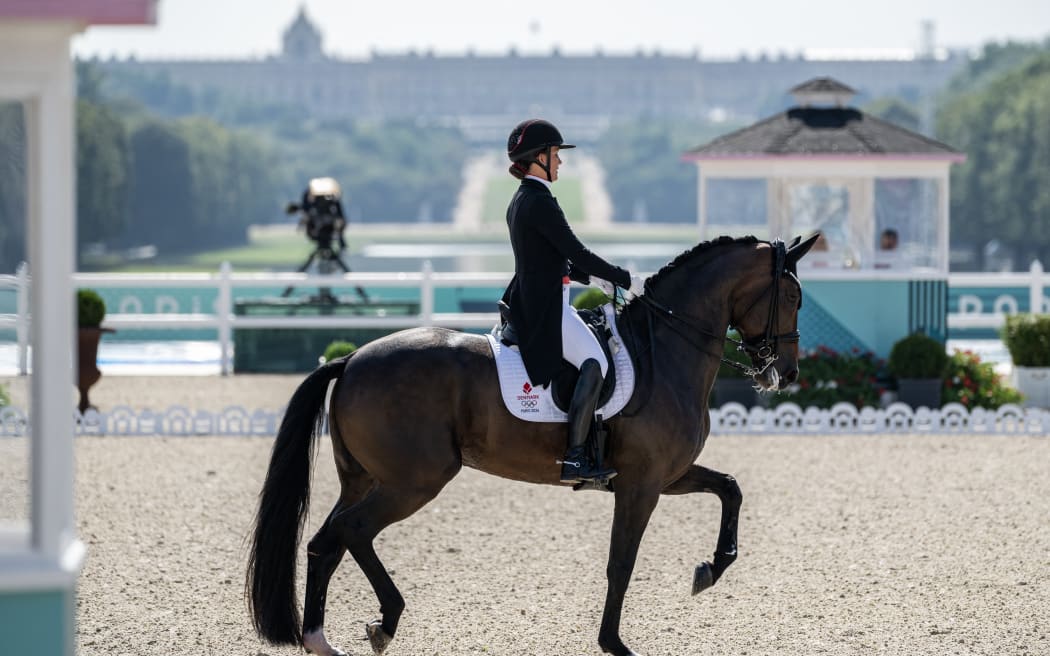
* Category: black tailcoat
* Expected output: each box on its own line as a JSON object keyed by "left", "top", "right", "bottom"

{"left": 500, "top": 178, "right": 630, "bottom": 386}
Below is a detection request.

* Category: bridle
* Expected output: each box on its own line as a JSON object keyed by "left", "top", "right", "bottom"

{"left": 627, "top": 239, "right": 801, "bottom": 379}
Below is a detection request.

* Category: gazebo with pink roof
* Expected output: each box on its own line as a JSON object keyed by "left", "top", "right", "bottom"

{"left": 0, "top": 2, "right": 155, "bottom": 653}
{"left": 683, "top": 77, "right": 965, "bottom": 273}
{"left": 684, "top": 79, "right": 967, "bottom": 357}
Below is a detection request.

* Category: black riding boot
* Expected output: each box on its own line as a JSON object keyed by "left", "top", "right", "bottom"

{"left": 560, "top": 359, "right": 617, "bottom": 483}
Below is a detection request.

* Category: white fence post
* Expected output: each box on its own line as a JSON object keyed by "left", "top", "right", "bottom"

{"left": 217, "top": 261, "right": 232, "bottom": 376}
{"left": 1031, "top": 260, "right": 1045, "bottom": 314}
{"left": 420, "top": 261, "right": 434, "bottom": 327}
{"left": 16, "top": 261, "right": 29, "bottom": 375}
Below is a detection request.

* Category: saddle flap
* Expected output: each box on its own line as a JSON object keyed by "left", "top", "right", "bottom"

{"left": 486, "top": 302, "right": 636, "bottom": 424}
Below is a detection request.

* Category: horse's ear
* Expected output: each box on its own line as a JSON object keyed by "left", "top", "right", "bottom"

{"left": 786, "top": 233, "right": 821, "bottom": 265}
{"left": 789, "top": 236, "right": 802, "bottom": 248}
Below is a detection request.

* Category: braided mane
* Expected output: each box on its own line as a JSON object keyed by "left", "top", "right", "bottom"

{"left": 644, "top": 234, "right": 761, "bottom": 288}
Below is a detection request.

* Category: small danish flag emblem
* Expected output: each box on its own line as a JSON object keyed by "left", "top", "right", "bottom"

{"left": 522, "top": 382, "right": 532, "bottom": 394}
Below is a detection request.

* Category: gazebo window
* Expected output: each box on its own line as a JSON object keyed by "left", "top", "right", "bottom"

{"left": 875, "top": 178, "right": 940, "bottom": 270}
{"left": 786, "top": 182, "right": 854, "bottom": 267}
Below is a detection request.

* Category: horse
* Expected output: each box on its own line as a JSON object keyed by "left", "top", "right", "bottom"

{"left": 246, "top": 233, "right": 819, "bottom": 656}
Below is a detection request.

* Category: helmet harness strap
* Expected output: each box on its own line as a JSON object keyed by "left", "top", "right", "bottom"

{"left": 537, "top": 146, "right": 553, "bottom": 181}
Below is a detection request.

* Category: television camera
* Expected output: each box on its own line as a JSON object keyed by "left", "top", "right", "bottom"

{"left": 282, "top": 177, "right": 368, "bottom": 302}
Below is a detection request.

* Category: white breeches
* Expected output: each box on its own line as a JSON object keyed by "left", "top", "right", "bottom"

{"left": 560, "top": 284, "right": 608, "bottom": 376}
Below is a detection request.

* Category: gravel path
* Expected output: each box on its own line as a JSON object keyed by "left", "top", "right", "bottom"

{"left": 2, "top": 375, "right": 1048, "bottom": 655}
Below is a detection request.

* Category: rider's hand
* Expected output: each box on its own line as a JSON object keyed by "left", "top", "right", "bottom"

{"left": 594, "top": 278, "right": 616, "bottom": 297}
{"left": 628, "top": 274, "right": 646, "bottom": 297}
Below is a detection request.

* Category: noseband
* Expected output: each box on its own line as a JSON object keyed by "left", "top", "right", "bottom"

{"left": 632, "top": 239, "right": 800, "bottom": 379}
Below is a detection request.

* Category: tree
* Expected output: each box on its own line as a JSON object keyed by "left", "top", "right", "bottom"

{"left": 937, "top": 49, "right": 1050, "bottom": 270}
{"left": 125, "top": 120, "right": 195, "bottom": 251}
{"left": 76, "top": 99, "right": 130, "bottom": 263}
{"left": 0, "top": 102, "right": 26, "bottom": 272}
{"left": 864, "top": 97, "right": 922, "bottom": 133}
{"left": 123, "top": 116, "right": 281, "bottom": 254}
{"left": 596, "top": 120, "right": 734, "bottom": 224}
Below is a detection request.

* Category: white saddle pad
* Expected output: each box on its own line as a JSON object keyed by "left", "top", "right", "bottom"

{"left": 485, "top": 303, "right": 636, "bottom": 423}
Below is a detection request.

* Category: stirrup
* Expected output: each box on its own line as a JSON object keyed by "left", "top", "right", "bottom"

{"left": 572, "top": 477, "right": 615, "bottom": 492}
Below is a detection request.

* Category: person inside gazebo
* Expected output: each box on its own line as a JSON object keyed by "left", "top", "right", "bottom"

{"left": 874, "top": 227, "right": 904, "bottom": 269}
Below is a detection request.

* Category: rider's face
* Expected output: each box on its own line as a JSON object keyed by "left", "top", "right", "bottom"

{"left": 540, "top": 147, "right": 562, "bottom": 182}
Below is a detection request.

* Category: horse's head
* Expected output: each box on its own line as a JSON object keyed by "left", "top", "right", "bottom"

{"left": 728, "top": 234, "right": 820, "bottom": 392}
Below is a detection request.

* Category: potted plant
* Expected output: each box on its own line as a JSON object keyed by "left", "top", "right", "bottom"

{"left": 1001, "top": 313, "right": 1050, "bottom": 408}
{"left": 712, "top": 332, "right": 760, "bottom": 407}
{"left": 77, "top": 289, "right": 113, "bottom": 413}
{"left": 887, "top": 332, "right": 948, "bottom": 409}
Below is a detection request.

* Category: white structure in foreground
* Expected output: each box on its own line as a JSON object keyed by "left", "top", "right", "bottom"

{"left": 0, "top": 2, "right": 156, "bottom": 654}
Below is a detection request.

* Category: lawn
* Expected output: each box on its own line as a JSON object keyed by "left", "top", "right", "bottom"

{"left": 480, "top": 176, "right": 585, "bottom": 226}
{"left": 86, "top": 231, "right": 318, "bottom": 273}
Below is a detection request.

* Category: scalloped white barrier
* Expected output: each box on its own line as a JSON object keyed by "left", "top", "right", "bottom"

{"left": 710, "top": 402, "right": 1050, "bottom": 434}
{"left": 0, "top": 402, "right": 1046, "bottom": 437}
{"left": 0, "top": 405, "right": 284, "bottom": 437}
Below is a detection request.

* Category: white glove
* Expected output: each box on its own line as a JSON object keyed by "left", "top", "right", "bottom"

{"left": 628, "top": 274, "right": 646, "bottom": 297}
{"left": 594, "top": 278, "right": 616, "bottom": 297}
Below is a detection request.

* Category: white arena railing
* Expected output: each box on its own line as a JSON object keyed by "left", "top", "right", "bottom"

{"left": 1, "top": 261, "right": 508, "bottom": 375}
{"left": 1, "top": 260, "right": 1048, "bottom": 376}
{"left": 0, "top": 402, "right": 1047, "bottom": 438}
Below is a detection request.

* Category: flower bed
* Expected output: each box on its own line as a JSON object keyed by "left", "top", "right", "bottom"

{"left": 776, "top": 346, "right": 886, "bottom": 409}
{"left": 942, "top": 350, "right": 1023, "bottom": 409}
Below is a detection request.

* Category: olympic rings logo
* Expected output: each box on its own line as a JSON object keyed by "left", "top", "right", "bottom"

{"left": 520, "top": 400, "right": 538, "bottom": 408}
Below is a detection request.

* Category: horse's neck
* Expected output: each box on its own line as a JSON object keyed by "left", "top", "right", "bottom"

{"left": 618, "top": 269, "right": 734, "bottom": 403}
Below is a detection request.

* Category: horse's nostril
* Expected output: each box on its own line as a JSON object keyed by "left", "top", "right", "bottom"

{"left": 784, "top": 368, "right": 799, "bottom": 384}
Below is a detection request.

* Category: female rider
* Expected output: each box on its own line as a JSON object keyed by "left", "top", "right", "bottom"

{"left": 500, "top": 119, "right": 643, "bottom": 483}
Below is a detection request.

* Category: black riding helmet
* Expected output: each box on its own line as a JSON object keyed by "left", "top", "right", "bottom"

{"left": 507, "top": 119, "right": 575, "bottom": 180}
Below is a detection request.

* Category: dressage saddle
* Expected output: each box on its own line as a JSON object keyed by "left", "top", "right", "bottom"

{"left": 495, "top": 300, "right": 619, "bottom": 413}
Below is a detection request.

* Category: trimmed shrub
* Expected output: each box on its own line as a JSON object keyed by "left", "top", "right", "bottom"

{"left": 572, "top": 287, "right": 611, "bottom": 311}
{"left": 888, "top": 332, "right": 948, "bottom": 379}
{"left": 1001, "top": 314, "right": 1050, "bottom": 367}
{"left": 77, "top": 289, "right": 106, "bottom": 328}
{"left": 321, "top": 340, "right": 357, "bottom": 363}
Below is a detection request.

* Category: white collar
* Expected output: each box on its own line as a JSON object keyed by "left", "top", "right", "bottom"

{"left": 525, "top": 174, "right": 552, "bottom": 191}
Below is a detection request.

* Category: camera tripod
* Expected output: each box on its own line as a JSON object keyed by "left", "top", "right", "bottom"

{"left": 281, "top": 245, "right": 369, "bottom": 303}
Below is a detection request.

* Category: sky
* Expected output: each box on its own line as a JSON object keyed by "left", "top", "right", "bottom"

{"left": 72, "top": 0, "right": 1050, "bottom": 61}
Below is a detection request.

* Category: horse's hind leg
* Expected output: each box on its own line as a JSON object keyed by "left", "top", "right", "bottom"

{"left": 662, "top": 464, "right": 742, "bottom": 594}
{"left": 303, "top": 448, "right": 376, "bottom": 655}
{"left": 331, "top": 480, "right": 457, "bottom": 655}
{"left": 302, "top": 504, "right": 350, "bottom": 656}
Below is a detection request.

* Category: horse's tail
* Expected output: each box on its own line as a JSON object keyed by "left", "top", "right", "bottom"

{"left": 246, "top": 353, "right": 352, "bottom": 645}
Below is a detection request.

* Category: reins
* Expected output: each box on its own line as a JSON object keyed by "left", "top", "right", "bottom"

{"left": 619, "top": 239, "right": 799, "bottom": 379}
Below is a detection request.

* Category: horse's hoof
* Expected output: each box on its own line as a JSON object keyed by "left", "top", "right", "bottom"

{"left": 692, "top": 561, "right": 714, "bottom": 595}
{"left": 366, "top": 619, "right": 394, "bottom": 656}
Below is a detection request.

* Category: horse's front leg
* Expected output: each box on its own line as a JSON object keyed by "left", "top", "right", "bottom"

{"left": 597, "top": 484, "right": 661, "bottom": 656}
{"left": 662, "top": 464, "right": 742, "bottom": 594}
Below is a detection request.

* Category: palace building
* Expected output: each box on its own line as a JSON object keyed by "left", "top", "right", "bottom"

{"left": 93, "top": 7, "right": 970, "bottom": 142}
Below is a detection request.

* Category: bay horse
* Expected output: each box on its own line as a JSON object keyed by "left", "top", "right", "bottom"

{"left": 247, "top": 234, "right": 818, "bottom": 656}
